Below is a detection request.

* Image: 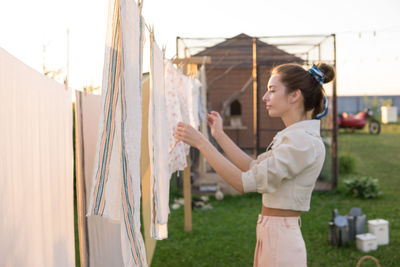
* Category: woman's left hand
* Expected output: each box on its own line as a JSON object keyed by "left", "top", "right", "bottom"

{"left": 174, "top": 122, "right": 205, "bottom": 149}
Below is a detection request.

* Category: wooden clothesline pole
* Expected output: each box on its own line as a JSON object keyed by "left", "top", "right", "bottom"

{"left": 252, "top": 37, "right": 258, "bottom": 158}
{"left": 178, "top": 57, "right": 212, "bottom": 232}
{"left": 183, "top": 155, "right": 192, "bottom": 232}
{"left": 171, "top": 57, "right": 210, "bottom": 233}
{"left": 182, "top": 59, "right": 192, "bottom": 232}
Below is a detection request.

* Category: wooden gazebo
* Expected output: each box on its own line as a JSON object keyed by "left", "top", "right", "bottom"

{"left": 194, "top": 33, "right": 304, "bottom": 153}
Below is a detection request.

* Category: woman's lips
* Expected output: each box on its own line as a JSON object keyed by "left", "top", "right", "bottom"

{"left": 266, "top": 105, "right": 272, "bottom": 109}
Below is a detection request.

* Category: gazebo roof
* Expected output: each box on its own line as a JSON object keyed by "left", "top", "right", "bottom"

{"left": 194, "top": 33, "right": 304, "bottom": 68}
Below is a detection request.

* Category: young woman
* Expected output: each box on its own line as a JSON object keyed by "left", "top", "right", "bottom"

{"left": 174, "top": 62, "right": 335, "bottom": 267}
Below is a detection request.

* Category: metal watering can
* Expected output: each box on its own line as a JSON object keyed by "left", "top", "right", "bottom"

{"left": 328, "top": 207, "right": 367, "bottom": 247}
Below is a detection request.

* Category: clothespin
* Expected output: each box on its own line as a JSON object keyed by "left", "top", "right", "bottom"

{"left": 64, "top": 77, "right": 69, "bottom": 91}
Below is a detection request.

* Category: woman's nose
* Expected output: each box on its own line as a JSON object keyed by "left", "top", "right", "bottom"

{"left": 262, "top": 93, "right": 269, "bottom": 102}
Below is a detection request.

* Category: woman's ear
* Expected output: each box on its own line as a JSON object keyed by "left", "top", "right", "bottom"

{"left": 288, "top": 89, "right": 302, "bottom": 104}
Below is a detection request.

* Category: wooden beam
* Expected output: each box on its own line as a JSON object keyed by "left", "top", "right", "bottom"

{"left": 173, "top": 56, "right": 212, "bottom": 65}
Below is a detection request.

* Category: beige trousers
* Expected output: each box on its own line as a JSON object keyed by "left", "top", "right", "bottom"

{"left": 253, "top": 214, "right": 307, "bottom": 267}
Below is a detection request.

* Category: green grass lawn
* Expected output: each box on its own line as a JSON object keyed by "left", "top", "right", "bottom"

{"left": 151, "top": 123, "right": 400, "bottom": 267}
{"left": 73, "top": 121, "right": 399, "bottom": 266}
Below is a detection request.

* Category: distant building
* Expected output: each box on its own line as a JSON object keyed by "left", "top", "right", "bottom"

{"left": 337, "top": 95, "right": 400, "bottom": 116}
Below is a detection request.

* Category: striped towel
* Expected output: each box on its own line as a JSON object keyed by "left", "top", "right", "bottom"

{"left": 87, "top": 0, "right": 147, "bottom": 266}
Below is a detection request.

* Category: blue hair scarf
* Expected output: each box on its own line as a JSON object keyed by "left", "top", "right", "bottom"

{"left": 309, "top": 65, "right": 328, "bottom": 119}
{"left": 308, "top": 65, "right": 325, "bottom": 85}
{"left": 316, "top": 97, "right": 329, "bottom": 119}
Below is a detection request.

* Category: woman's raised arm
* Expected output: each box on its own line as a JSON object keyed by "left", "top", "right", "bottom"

{"left": 208, "top": 111, "right": 253, "bottom": 171}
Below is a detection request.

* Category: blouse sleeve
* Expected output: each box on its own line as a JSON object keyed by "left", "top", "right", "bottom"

{"left": 241, "top": 135, "right": 317, "bottom": 194}
{"left": 247, "top": 150, "right": 271, "bottom": 171}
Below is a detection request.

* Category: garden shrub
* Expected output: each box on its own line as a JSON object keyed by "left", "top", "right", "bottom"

{"left": 339, "top": 154, "right": 358, "bottom": 175}
{"left": 344, "top": 175, "right": 382, "bottom": 199}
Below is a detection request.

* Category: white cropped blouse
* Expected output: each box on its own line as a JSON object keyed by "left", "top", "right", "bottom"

{"left": 241, "top": 120, "right": 325, "bottom": 211}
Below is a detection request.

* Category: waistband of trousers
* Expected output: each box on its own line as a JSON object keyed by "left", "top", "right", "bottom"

{"left": 257, "top": 214, "right": 301, "bottom": 227}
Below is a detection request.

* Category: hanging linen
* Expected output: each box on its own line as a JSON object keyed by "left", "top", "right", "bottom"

{"left": 0, "top": 48, "right": 74, "bottom": 267}
{"left": 75, "top": 92, "right": 124, "bottom": 267}
{"left": 163, "top": 59, "right": 204, "bottom": 177}
{"left": 197, "top": 64, "right": 208, "bottom": 123}
{"left": 148, "top": 38, "right": 171, "bottom": 240}
{"left": 188, "top": 77, "right": 202, "bottom": 130}
{"left": 176, "top": 71, "right": 200, "bottom": 157}
{"left": 86, "top": 0, "right": 147, "bottom": 266}
{"left": 164, "top": 59, "right": 189, "bottom": 174}
{"left": 148, "top": 57, "right": 203, "bottom": 240}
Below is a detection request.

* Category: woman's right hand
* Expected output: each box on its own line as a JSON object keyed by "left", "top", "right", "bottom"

{"left": 207, "top": 111, "right": 224, "bottom": 139}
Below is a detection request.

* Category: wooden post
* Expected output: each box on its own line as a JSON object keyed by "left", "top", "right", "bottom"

{"left": 184, "top": 155, "right": 192, "bottom": 231}
{"left": 176, "top": 36, "right": 179, "bottom": 58}
{"left": 332, "top": 33, "right": 338, "bottom": 190}
{"left": 318, "top": 44, "right": 321, "bottom": 62}
{"left": 256, "top": 64, "right": 260, "bottom": 157}
{"left": 74, "top": 92, "right": 89, "bottom": 267}
{"left": 140, "top": 77, "right": 157, "bottom": 264}
{"left": 252, "top": 37, "right": 258, "bottom": 158}
{"left": 181, "top": 62, "right": 198, "bottom": 233}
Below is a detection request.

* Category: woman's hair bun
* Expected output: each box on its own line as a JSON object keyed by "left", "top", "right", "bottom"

{"left": 316, "top": 62, "right": 335, "bottom": 84}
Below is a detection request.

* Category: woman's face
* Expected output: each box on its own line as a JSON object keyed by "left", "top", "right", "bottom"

{"left": 262, "top": 74, "right": 291, "bottom": 117}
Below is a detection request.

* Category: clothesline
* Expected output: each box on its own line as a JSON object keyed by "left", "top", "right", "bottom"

{"left": 139, "top": 0, "right": 187, "bottom": 66}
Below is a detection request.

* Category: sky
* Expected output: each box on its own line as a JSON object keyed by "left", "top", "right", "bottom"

{"left": 1, "top": 0, "right": 400, "bottom": 95}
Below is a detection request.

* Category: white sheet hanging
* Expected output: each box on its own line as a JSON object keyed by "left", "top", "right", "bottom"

{"left": 0, "top": 48, "right": 75, "bottom": 267}
{"left": 148, "top": 39, "right": 171, "bottom": 240}
{"left": 76, "top": 92, "right": 124, "bottom": 267}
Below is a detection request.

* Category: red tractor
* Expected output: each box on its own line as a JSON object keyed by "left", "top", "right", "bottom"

{"left": 338, "top": 108, "right": 381, "bottom": 135}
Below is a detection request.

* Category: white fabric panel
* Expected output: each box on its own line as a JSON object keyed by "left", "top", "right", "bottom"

{"left": 149, "top": 40, "right": 170, "bottom": 240}
{"left": 0, "top": 48, "right": 75, "bottom": 267}
{"left": 78, "top": 93, "right": 124, "bottom": 267}
{"left": 188, "top": 78, "right": 202, "bottom": 130}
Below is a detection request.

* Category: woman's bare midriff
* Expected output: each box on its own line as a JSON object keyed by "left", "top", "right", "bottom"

{"left": 262, "top": 205, "right": 301, "bottom": 217}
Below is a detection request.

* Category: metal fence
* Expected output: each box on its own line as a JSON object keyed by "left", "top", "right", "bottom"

{"left": 337, "top": 95, "right": 400, "bottom": 116}
{"left": 177, "top": 33, "right": 338, "bottom": 190}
